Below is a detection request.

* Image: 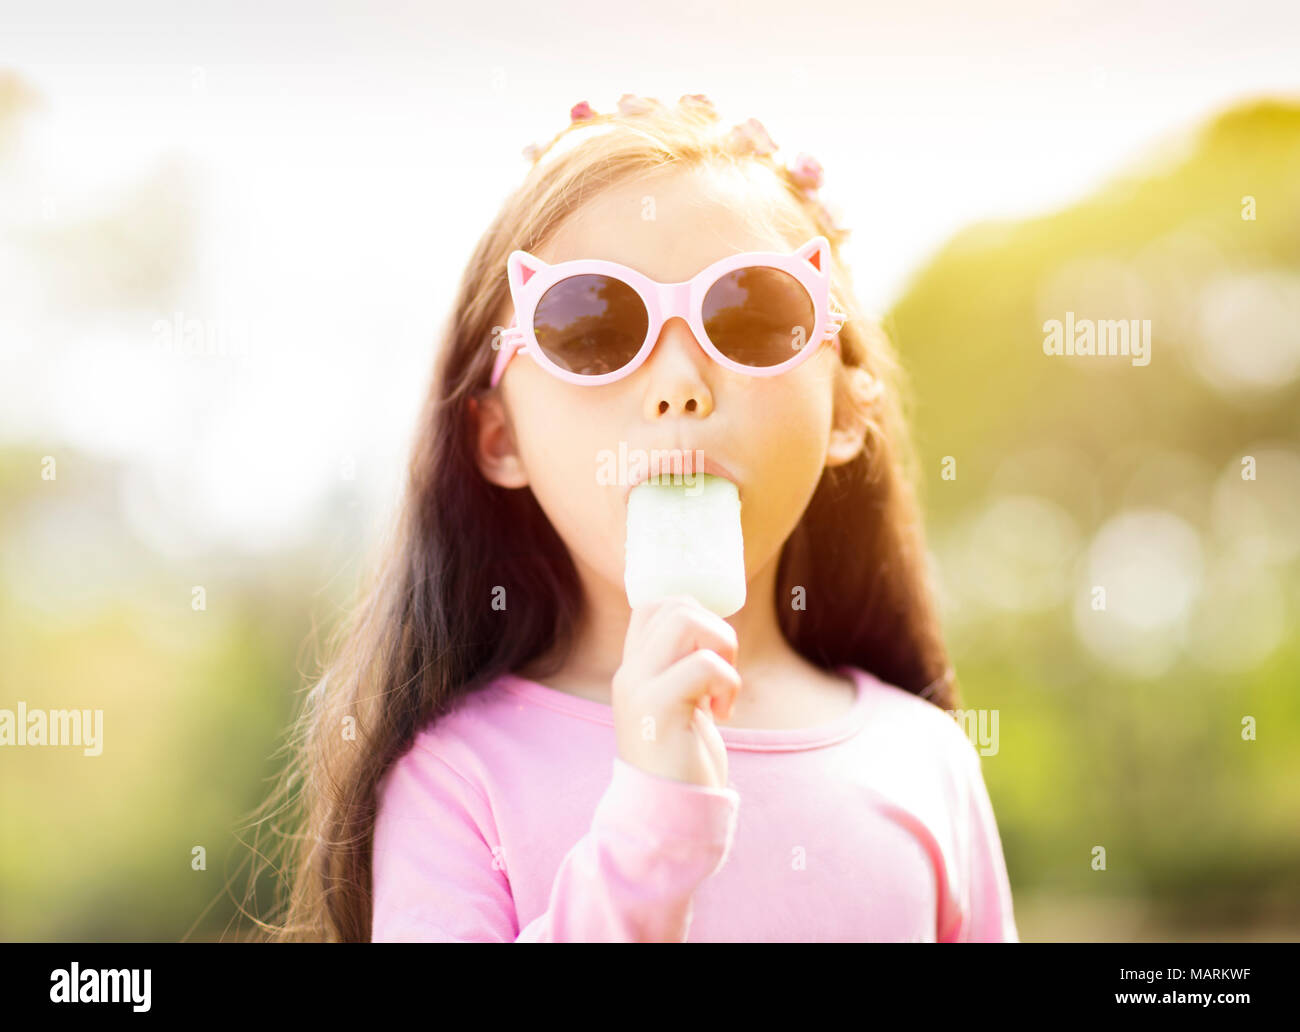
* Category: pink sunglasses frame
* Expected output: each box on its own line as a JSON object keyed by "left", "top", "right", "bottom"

{"left": 489, "top": 235, "right": 846, "bottom": 388}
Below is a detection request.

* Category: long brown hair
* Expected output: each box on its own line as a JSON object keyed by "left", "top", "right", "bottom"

{"left": 224, "top": 99, "right": 957, "bottom": 942}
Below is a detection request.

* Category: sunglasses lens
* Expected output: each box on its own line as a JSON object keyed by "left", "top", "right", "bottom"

{"left": 533, "top": 275, "right": 648, "bottom": 377}
{"left": 703, "top": 267, "right": 816, "bottom": 367}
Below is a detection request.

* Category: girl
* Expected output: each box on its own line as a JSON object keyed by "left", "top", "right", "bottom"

{"left": 244, "top": 93, "right": 1018, "bottom": 942}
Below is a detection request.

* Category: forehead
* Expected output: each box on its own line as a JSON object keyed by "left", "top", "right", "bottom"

{"left": 536, "top": 164, "right": 804, "bottom": 282}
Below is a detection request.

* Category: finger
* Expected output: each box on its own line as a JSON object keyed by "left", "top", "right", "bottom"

{"left": 660, "top": 648, "right": 742, "bottom": 718}
{"left": 624, "top": 593, "right": 692, "bottom": 662}
{"left": 645, "top": 595, "right": 739, "bottom": 669}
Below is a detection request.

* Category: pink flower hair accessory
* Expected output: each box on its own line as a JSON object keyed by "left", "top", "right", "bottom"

{"left": 786, "top": 152, "right": 824, "bottom": 192}
{"left": 617, "top": 94, "right": 663, "bottom": 116}
{"left": 725, "top": 116, "right": 777, "bottom": 157}
{"left": 678, "top": 93, "right": 719, "bottom": 120}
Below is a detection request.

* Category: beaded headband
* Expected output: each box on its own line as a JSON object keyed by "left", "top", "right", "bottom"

{"left": 519, "top": 93, "right": 850, "bottom": 243}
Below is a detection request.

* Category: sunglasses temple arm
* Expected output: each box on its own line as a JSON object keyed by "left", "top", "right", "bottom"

{"left": 825, "top": 307, "right": 847, "bottom": 351}
{"left": 490, "top": 319, "right": 525, "bottom": 388}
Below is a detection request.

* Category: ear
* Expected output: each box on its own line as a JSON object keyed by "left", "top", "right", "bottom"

{"left": 825, "top": 365, "right": 881, "bottom": 469}
{"left": 507, "top": 250, "right": 549, "bottom": 297}
{"left": 794, "top": 236, "right": 830, "bottom": 273}
{"left": 468, "top": 391, "right": 530, "bottom": 490}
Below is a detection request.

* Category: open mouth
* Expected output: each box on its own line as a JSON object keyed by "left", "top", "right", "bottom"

{"left": 622, "top": 449, "right": 740, "bottom": 500}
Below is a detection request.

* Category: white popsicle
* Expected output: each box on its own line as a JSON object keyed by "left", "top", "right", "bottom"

{"left": 624, "top": 473, "right": 747, "bottom": 617}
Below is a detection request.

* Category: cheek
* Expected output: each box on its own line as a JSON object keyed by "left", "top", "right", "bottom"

{"left": 743, "top": 377, "right": 832, "bottom": 470}
{"left": 736, "top": 378, "right": 833, "bottom": 547}
{"left": 510, "top": 384, "right": 625, "bottom": 560}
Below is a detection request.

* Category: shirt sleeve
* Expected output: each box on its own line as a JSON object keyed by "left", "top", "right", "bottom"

{"left": 371, "top": 746, "right": 740, "bottom": 942}
{"left": 939, "top": 736, "right": 1020, "bottom": 942}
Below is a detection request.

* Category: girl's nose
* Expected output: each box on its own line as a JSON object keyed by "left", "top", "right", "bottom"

{"left": 643, "top": 317, "right": 714, "bottom": 418}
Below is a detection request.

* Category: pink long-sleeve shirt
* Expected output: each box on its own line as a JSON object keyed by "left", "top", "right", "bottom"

{"left": 371, "top": 663, "right": 1019, "bottom": 942}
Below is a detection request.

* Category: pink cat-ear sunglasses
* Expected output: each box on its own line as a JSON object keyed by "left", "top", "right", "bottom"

{"left": 489, "top": 235, "right": 846, "bottom": 388}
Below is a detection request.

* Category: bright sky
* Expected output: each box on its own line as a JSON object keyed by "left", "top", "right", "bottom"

{"left": 2, "top": 0, "right": 1298, "bottom": 554}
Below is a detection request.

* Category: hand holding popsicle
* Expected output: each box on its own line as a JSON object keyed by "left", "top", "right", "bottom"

{"left": 612, "top": 594, "right": 741, "bottom": 790}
